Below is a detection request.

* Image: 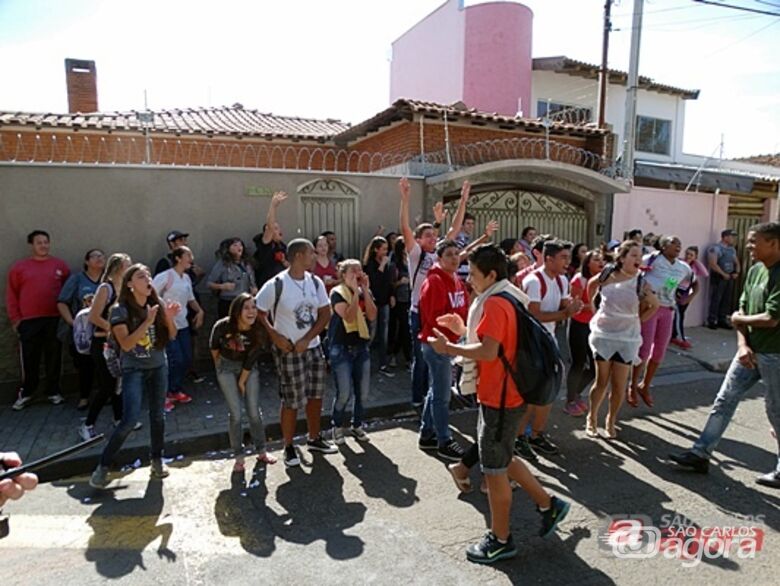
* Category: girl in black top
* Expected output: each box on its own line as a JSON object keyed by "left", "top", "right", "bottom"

{"left": 363, "top": 236, "right": 396, "bottom": 376}
{"left": 210, "top": 293, "right": 277, "bottom": 471}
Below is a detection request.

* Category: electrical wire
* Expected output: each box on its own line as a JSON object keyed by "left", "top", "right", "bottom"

{"left": 700, "top": 17, "right": 779, "bottom": 57}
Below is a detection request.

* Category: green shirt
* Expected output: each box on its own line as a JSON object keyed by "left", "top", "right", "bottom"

{"left": 739, "top": 261, "right": 780, "bottom": 353}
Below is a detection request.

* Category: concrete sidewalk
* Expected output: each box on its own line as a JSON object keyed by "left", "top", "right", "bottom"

{"left": 0, "top": 327, "right": 738, "bottom": 481}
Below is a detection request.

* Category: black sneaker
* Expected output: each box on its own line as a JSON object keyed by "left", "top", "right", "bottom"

{"left": 307, "top": 435, "right": 338, "bottom": 454}
{"left": 466, "top": 531, "right": 517, "bottom": 564}
{"left": 669, "top": 450, "right": 709, "bottom": 474}
{"left": 513, "top": 435, "right": 538, "bottom": 462}
{"left": 538, "top": 496, "right": 571, "bottom": 537}
{"left": 756, "top": 470, "right": 780, "bottom": 488}
{"left": 437, "top": 440, "right": 465, "bottom": 462}
{"left": 418, "top": 435, "right": 438, "bottom": 451}
{"left": 379, "top": 365, "right": 396, "bottom": 378}
{"left": 284, "top": 445, "right": 300, "bottom": 468}
{"left": 529, "top": 433, "right": 559, "bottom": 456}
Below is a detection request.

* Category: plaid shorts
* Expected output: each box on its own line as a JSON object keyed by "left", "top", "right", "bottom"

{"left": 272, "top": 345, "right": 327, "bottom": 409}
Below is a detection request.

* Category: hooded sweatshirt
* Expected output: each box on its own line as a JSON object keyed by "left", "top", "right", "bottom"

{"left": 418, "top": 264, "right": 469, "bottom": 343}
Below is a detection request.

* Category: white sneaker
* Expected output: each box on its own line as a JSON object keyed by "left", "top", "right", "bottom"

{"left": 351, "top": 426, "right": 370, "bottom": 442}
{"left": 89, "top": 465, "right": 110, "bottom": 489}
{"left": 332, "top": 427, "right": 346, "bottom": 445}
{"left": 79, "top": 423, "right": 97, "bottom": 442}
{"left": 48, "top": 394, "right": 65, "bottom": 405}
{"left": 114, "top": 419, "right": 143, "bottom": 431}
{"left": 12, "top": 396, "right": 33, "bottom": 411}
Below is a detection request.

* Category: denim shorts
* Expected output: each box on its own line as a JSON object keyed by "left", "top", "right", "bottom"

{"left": 477, "top": 403, "right": 525, "bottom": 475}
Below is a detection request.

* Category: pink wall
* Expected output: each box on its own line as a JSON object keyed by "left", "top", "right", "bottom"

{"left": 463, "top": 2, "right": 533, "bottom": 116}
{"left": 390, "top": 0, "right": 465, "bottom": 105}
{"left": 612, "top": 186, "right": 730, "bottom": 327}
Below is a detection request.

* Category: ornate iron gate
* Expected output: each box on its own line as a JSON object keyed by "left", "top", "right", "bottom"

{"left": 298, "top": 179, "right": 359, "bottom": 258}
{"left": 444, "top": 190, "right": 588, "bottom": 247}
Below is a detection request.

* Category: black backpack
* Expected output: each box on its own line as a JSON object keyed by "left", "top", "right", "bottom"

{"left": 495, "top": 291, "right": 563, "bottom": 408}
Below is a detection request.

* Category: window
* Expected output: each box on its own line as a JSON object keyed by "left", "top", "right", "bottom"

{"left": 537, "top": 101, "right": 593, "bottom": 124}
{"left": 636, "top": 116, "right": 671, "bottom": 155}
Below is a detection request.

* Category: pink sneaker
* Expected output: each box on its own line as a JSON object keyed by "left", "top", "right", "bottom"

{"left": 576, "top": 397, "right": 589, "bottom": 413}
{"left": 168, "top": 391, "right": 192, "bottom": 404}
{"left": 564, "top": 401, "right": 585, "bottom": 417}
{"left": 164, "top": 399, "right": 176, "bottom": 413}
{"left": 679, "top": 339, "right": 692, "bottom": 350}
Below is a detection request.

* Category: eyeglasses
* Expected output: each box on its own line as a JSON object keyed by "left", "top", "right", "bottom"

{"left": 88, "top": 252, "right": 105, "bottom": 259}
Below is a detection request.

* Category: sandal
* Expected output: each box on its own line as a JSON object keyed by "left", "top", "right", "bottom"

{"left": 636, "top": 383, "right": 654, "bottom": 408}
{"left": 626, "top": 386, "right": 639, "bottom": 408}
{"left": 447, "top": 463, "right": 472, "bottom": 494}
{"left": 585, "top": 417, "right": 599, "bottom": 438}
{"left": 257, "top": 452, "right": 278, "bottom": 465}
{"left": 605, "top": 418, "right": 617, "bottom": 440}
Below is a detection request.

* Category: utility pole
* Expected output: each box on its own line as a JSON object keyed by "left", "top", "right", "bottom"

{"left": 597, "top": 0, "right": 612, "bottom": 129}
{"left": 621, "top": 0, "right": 643, "bottom": 181}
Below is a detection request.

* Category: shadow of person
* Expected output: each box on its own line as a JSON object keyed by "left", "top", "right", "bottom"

{"left": 340, "top": 441, "right": 419, "bottom": 508}
{"left": 213, "top": 468, "right": 276, "bottom": 557}
{"left": 273, "top": 454, "right": 366, "bottom": 560}
{"left": 83, "top": 479, "right": 175, "bottom": 579}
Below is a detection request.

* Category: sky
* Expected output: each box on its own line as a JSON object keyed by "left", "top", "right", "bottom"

{"left": 0, "top": 0, "right": 777, "bottom": 158}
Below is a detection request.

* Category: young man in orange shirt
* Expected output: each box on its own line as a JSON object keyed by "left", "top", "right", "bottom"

{"left": 428, "top": 244, "right": 570, "bottom": 564}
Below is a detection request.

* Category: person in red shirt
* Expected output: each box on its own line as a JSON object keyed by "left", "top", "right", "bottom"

{"left": 418, "top": 239, "right": 469, "bottom": 461}
{"left": 428, "top": 244, "right": 570, "bottom": 564}
{"left": 565, "top": 250, "right": 605, "bottom": 416}
{"left": 6, "top": 230, "right": 71, "bottom": 410}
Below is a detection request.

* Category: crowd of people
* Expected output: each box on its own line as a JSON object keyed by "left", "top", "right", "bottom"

{"left": 5, "top": 178, "right": 779, "bottom": 563}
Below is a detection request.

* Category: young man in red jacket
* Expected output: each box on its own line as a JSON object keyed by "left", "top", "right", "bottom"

{"left": 6, "top": 230, "right": 70, "bottom": 410}
{"left": 418, "top": 239, "right": 470, "bottom": 461}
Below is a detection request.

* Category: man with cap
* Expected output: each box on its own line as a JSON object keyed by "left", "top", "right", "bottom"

{"left": 706, "top": 229, "right": 741, "bottom": 329}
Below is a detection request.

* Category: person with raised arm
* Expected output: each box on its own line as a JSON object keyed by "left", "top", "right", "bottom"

{"left": 253, "top": 191, "right": 290, "bottom": 289}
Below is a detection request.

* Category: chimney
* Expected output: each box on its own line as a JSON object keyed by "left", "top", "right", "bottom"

{"left": 65, "top": 58, "right": 98, "bottom": 113}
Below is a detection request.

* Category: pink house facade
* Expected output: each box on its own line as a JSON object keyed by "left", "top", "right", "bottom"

{"left": 390, "top": 0, "right": 533, "bottom": 117}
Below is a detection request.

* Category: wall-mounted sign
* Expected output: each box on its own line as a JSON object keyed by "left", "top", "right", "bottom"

{"left": 245, "top": 186, "right": 275, "bottom": 197}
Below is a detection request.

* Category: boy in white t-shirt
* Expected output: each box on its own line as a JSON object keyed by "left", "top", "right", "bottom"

{"left": 256, "top": 238, "right": 336, "bottom": 468}
{"left": 518, "top": 240, "right": 583, "bottom": 460}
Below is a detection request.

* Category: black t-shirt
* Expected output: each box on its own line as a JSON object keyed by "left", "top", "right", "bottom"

{"left": 252, "top": 236, "right": 287, "bottom": 288}
{"left": 209, "top": 317, "right": 262, "bottom": 370}
{"left": 364, "top": 258, "right": 395, "bottom": 307}
{"left": 327, "top": 290, "right": 367, "bottom": 347}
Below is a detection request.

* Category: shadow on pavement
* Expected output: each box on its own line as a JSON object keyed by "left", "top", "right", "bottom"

{"left": 82, "top": 479, "right": 175, "bottom": 578}
{"left": 340, "top": 440, "right": 419, "bottom": 508}
{"left": 214, "top": 467, "right": 276, "bottom": 557}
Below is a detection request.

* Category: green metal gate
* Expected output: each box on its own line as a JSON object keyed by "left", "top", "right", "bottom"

{"left": 444, "top": 190, "right": 588, "bottom": 247}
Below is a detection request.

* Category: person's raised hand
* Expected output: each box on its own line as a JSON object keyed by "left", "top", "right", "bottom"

{"left": 399, "top": 177, "right": 411, "bottom": 201}
{"left": 271, "top": 191, "right": 288, "bottom": 208}
{"left": 0, "top": 452, "right": 38, "bottom": 507}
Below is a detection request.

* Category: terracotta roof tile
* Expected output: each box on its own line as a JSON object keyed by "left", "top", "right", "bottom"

{"left": 0, "top": 105, "right": 351, "bottom": 140}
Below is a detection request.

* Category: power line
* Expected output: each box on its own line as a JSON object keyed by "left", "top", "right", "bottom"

{"left": 613, "top": 11, "right": 760, "bottom": 31}
{"left": 701, "top": 17, "right": 779, "bottom": 57}
{"left": 692, "top": 0, "right": 780, "bottom": 17}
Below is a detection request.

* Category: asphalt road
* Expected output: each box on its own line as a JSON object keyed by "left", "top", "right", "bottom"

{"left": 1, "top": 372, "right": 778, "bottom": 585}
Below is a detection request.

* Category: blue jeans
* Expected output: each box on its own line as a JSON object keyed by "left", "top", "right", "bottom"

{"left": 693, "top": 353, "right": 780, "bottom": 472}
{"left": 100, "top": 364, "right": 167, "bottom": 466}
{"left": 409, "top": 311, "right": 429, "bottom": 405}
{"left": 215, "top": 358, "right": 267, "bottom": 455}
{"left": 330, "top": 342, "right": 371, "bottom": 428}
{"left": 166, "top": 326, "right": 192, "bottom": 394}
{"left": 420, "top": 343, "right": 453, "bottom": 446}
{"left": 370, "top": 304, "right": 391, "bottom": 367}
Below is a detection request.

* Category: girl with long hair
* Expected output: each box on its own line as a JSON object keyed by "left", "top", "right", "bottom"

{"left": 565, "top": 250, "right": 605, "bottom": 417}
{"left": 210, "top": 293, "right": 277, "bottom": 471}
{"left": 153, "top": 246, "right": 205, "bottom": 410}
{"left": 363, "top": 236, "right": 396, "bottom": 377}
{"left": 90, "top": 264, "right": 179, "bottom": 488}
{"left": 388, "top": 236, "right": 412, "bottom": 368}
{"left": 207, "top": 237, "right": 258, "bottom": 319}
{"left": 585, "top": 241, "right": 658, "bottom": 439}
{"left": 81, "top": 253, "right": 132, "bottom": 440}
{"left": 312, "top": 234, "right": 339, "bottom": 293}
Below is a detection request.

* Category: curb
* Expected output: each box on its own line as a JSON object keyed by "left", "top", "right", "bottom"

{"left": 35, "top": 400, "right": 418, "bottom": 483}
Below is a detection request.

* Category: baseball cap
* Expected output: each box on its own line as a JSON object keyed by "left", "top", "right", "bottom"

{"left": 721, "top": 229, "right": 737, "bottom": 238}
{"left": 166, "top": 230, "right": 189, "bottom": 243}
{"left": 606, "top": 239, "right": 621, "bottom": 251}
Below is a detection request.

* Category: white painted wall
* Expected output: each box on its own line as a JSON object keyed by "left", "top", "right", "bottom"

{"left": 390, "top": 0, "right": 465, "bottom": 105}
{"left": 531, "top": 70, "right": 688, "bottom": 163}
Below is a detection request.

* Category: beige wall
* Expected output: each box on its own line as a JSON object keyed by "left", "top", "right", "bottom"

{"left": 0, "top": 164, "right": 424, "bottom": 390}
{"left": 612, "top": 186, "right": 730, "bottom": 327}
